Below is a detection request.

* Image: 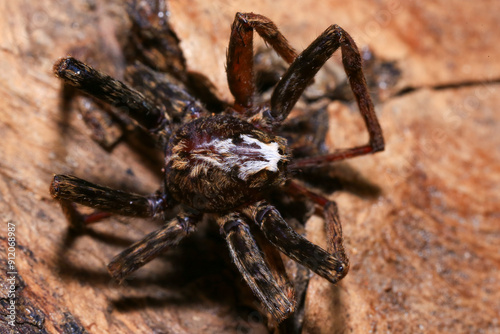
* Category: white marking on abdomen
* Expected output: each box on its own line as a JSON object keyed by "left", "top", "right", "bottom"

{"left": 192, "top": 134, "right": 282, "bottom": 180}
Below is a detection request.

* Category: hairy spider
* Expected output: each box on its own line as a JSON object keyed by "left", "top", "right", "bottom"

{"left": 50, "top": 12, "right": 384, "bottom": 322}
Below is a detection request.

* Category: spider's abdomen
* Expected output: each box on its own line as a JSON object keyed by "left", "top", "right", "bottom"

{"left": 165, "top": 115, "right": 290, "bottom": 212}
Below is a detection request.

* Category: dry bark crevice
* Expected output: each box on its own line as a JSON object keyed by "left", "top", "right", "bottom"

{"left": 393, "top": 78, "right": 500, "bottom": 98}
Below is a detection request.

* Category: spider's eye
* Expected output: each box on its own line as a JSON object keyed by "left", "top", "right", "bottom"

{"left": 335, "top": 263, "right": 349, "bottom": 279}
{"left": 335, "top": 262, "right": 349, "bottom": 279}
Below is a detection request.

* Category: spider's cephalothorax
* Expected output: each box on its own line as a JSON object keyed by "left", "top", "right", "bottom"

{"left": 51, "top": 11, "right": 384, "bottom": 323}
{"left": 165, "top": 114, "right": 290, "bottom": 212}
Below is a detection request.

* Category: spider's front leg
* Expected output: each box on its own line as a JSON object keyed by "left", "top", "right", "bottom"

{"left": 50, "top": 174, "right": 166, "bottom": 218}
{"left": 269, "top": 25, "right": 384, "bottom": 166}
{"left": 53, "top": 57, "right": 169, "bottom": 134}
{"left": 226, "top": 13, "right": 298, "bottom": 111}
{"left": 218, "top": 213, "right": 295, "bottom": 322}
{"left": 243, "top": 201, "right": 349, "bottom": 285}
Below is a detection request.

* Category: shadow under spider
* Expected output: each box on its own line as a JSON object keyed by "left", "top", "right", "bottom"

{"left": 54, "top": 218, "right": 256, "bottom": 314}
{"left": 295, "top": 162, "right": 382, "bottom": 199}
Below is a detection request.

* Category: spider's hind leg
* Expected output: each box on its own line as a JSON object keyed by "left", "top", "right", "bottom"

{"left": 287, "top": 181, "right": 348, "bottom": 263}
{"left": 243, "top": 200, "right": 349, "bottom": 285}
{"left": 108, "top": 214, "right": 197, "bottom": 283}
{"left": 269, "top": 25, "right": 384, "bottom": 158}
{"left": 218, "top": 212, "right": 295, "bottom": 322}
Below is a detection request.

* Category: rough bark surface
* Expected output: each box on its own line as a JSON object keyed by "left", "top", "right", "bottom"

{"left": 0, "top": 0, "right": 499, "bottom": 333}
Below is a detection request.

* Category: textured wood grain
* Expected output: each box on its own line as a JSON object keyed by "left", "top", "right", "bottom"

{"left": 0, "top": 0, "right": 499, "bottom": 333}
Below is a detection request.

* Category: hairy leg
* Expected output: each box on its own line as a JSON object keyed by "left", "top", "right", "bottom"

{"left": 54, "top": 57, "right": 169, "bottom": 133}
{"left": 287, "top": 181, "right": 348, "bottom": 261}
{"left": 218, "top": 213, "right": 295, "bottom": 322}
{"left": 269, "top": 25, "right": 384, "bottom": 164}
{"left": 243, "top": 201, "right": 348, "bottom": 285}
{"left": 227, "top": 12, "right": 298, "bottom": 111}
{"left": 108, "top": 214, "right": 197, "bottom": 282}
{"left": 50, "top": 174, "right": 168, "bottom": 219}
{"left": 252, "top": 228, "right": 295, "bottom": 303}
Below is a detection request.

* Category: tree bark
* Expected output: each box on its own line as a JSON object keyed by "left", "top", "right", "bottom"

{"left": 0, "top": 0, "right": 499, "bottom": 333}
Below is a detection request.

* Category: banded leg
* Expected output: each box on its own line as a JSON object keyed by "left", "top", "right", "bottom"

{"left": 50, "top": 174, "right": 167, "bottom": 218}
{"left": 227, "top": 12, "right": 298, "bottom": 111}
{"left": 108, "top": 214, "right": 197, "bottom": 282}
{"left": 218, "top": 213, "right": 295, "bottom": 322}
{"left": 243, "top": 201, "right": 348, "bottom": 285}
{"left": 53, "top": 57, "right": 169, "bottom": 133}
{"left": 269, "top": 25, "right": 384, "bottom": 162}
{"left": 252, "top": 228, "right": 295, "bottom": 304}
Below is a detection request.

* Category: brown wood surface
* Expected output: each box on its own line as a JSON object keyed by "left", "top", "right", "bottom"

{"left": 1, "top": 0, "right": 499, "bottom": 333}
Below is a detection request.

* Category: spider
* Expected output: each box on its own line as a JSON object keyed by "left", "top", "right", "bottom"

{"left": 50, "top": 12, "right": 384, "bottom": 322}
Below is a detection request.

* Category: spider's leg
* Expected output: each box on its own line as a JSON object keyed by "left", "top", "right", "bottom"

{"left": 227, "top": 13, "right": 298, "bottom": 111}
{"left": 269, "top": 26, "right": 384, "bottom": 158}
{"left": 287, "top": 181, "right": 348, "bottom": 263}
{"left": 56, "top": 199, "right": 112, "bottom": 228}
{"left": 50, "top": 174, "right": 167, "bottom": 219}
{"left": 252, "top": 229, "right": 295, "bottom": 304}
{"left": 218, "top": 213, "right": 295, "bottom": 322}
{"left": 243, "top": 201, "right": 348, "bottom": 285}
{"left": 54, "top": 57, "right": 169, "bottom": 134}
{"left": 126, "top": 62, "right": 210, "bottom": 121}
{"left": 127, "top": 0, "right": 188, "bottom": 80}
{"left": 108, "top": 214, "right": 197, "bottom": 282}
